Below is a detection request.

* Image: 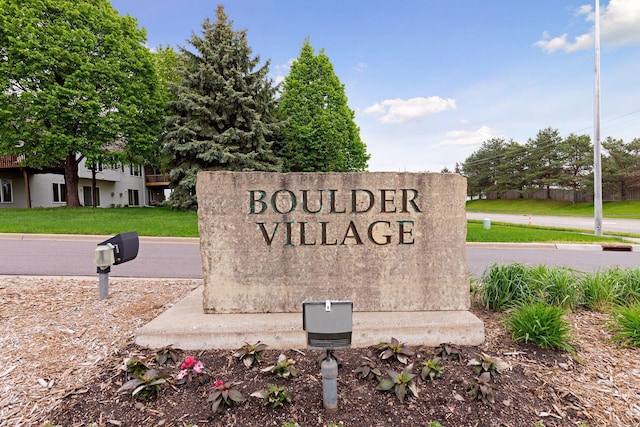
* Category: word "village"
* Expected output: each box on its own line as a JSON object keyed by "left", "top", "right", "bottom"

{"left": 248, "top": 188, "right": 423, "bottom": 247}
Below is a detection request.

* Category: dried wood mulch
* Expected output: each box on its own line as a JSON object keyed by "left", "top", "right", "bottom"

{"left": 1, "top": 276, "right": 639, "bottom": 426}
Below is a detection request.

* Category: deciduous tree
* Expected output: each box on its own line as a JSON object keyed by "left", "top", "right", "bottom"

{"left": 0, "top": 0, "right": 164, "bottom": 207}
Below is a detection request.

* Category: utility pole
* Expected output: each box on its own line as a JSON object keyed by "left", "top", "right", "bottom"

{"left": 593, "top": 0, "right": 603, "bottom": 236}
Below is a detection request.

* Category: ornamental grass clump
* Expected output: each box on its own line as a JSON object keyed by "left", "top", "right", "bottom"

{"left": 609, "top": 303, "right": 640, "bottom": 348}
{"left": 528, "top": 265, "right": 581, "bottom": 310}
{"left": 503, "top": 301, "right": 574, "bottom": 353}
{"left": 479, "top": 262, "right": 534, "bottom": 311}
{"left": 615, "top": 267, "right": 640, "bottom": 306}
{"left": 580, "top": 268, "right": 623, "bottom": 312}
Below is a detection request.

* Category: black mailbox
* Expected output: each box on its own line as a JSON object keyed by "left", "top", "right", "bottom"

{"left": 98, "top": 231, "right": 139, "bottom": 265}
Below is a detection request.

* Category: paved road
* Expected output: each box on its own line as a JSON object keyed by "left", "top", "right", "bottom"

{"left": 1, "top": 234, "right": 639, "bottom": 279}
{"left": 0, "top": 235, "right": 203, "bottom": 279}
{"left": 467, "top": 212, "right": 640, "bottom": 235}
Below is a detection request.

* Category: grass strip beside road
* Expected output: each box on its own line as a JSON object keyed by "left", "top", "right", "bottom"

{"left": 466, "top": 199, "right": 640, "bottom": 219}
{"left": 0, "top": 207, "right": 199, "bottom": 237}
{"left": 467, "top": 220, "right": 628, "bottom": 243}
{"left": 0, "top": 206, "right": 631, "bottom": 243}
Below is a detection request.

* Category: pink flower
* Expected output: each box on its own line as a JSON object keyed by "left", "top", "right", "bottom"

{"left": 181, "top": 355, "right": 196, "bottom": 369}
{"left": 193, "top": 361, "right": 204, "bottom": 374}
{"left": 176, "top": 369, "right": 188, "bottom": 380}
{"left": 214, "top": 380, "right": 224, "bottom": 389}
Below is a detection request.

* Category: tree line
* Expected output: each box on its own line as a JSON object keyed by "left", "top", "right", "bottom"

{"left": 459, "top": 128, "right": 640, "bottom": 201}
{"left": 0, "top": 1, "right": 369, "bottom": 210}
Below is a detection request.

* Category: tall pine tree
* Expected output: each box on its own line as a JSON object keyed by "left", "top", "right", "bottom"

{"left": 163, "top": 5, "right": 282, "bottom": 210}
{"left": 276, "top": 40, "right": 369, "bottom": 172}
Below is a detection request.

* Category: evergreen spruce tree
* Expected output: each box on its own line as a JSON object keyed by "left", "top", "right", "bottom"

{"left": 276, "top": 39, "right": 369, "bottom": 172}
{"left": 163, "top": 5, "right": 282, "bottom": 210}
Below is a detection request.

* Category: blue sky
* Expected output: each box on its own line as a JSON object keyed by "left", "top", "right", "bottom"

{"left": 110, "top": 0, "right": 640, "bottom": 172}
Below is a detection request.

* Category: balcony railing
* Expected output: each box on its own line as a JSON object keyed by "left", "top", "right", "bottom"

{"left": 0, "top": 155, "right": 24, "bottom": 168}
{"left": 145, "top": 173, "right": 170, "bottom": 185}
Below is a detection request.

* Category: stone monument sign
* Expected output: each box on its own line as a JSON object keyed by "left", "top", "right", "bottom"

{"left": 197, "top": 171, "right": 471, "bottom": 315}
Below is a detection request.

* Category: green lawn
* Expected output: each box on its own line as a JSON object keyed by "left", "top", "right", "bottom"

{"left": 467, "top": 220, "right": 628, "bottom": 243}
{"left": 466, "top": 198, "right": 640, "bottom": 219}
{"left": 0, "top": 205, "right": 632, "bottom": 243}
{"left": 0, "top": 207, "right": 199, "bottom": 237}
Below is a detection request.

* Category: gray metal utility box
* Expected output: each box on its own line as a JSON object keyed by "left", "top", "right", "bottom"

{"left": 303, "top": 300, "right": 353, "bottom": 350}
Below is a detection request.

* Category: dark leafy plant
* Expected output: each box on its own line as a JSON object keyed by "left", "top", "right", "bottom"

{"left": 420, "top": 357, "right": 443, "bottom": 381}
{"left": 503, "top": 301, "right": 574, "bottom": 352}
{"left": 609, "top": 303, "right": 640, "bottom": 347}
{"left": 117, "top": 369, "right": 169, "bottom": 401}
{"left": 377, "top": 363, "right": 419, "bottom": 403}
{"left": 467, "top": 372, "right": 496, "bottom": 403}
{"left": 155, "top": 346, "right": 180, "bottom": 366}
{"left": 261, "top": 354, "right": 299, "bottom": 378}
{"left": 175, "top": 355, "right": 209, "bottom": 386}
{"left": 233, "top": 341, "right": 268, "bottom": 368}
{"left": 121, "top": 357, "right": 149, "bottom": 381}
{"left": 251, "top": 384, "right": 293, "bottom": 408}
{"left": 354, "top": 356, "right": 383, "bottom": 381}
{"left": 208, "top": 380, "right": 245, "bottom": 412}
{"left": 436, "top": 343, "right": 462, "bottom": 361}
{"left": 467, "top": 352, "right": 503, "bottom": 377}
{"left": 377, "top": 337, "right": 414, "bottom": 364}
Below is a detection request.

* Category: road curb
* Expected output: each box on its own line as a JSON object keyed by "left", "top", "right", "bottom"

{"left": 0, "top": 233, "right": 199, "bottom": 244}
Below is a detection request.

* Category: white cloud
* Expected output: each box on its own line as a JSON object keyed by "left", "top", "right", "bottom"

{"left": 273, "top": 59, "right": 294, "bottom": 85}
{"left": 354, "top": 62, "right": 367, "bottom": 72}
{"left": 438, "top": 126, "right": 501, "bottom": 147}
{"left": 363, "top": 96, "right": 456, "bottom": 124}
{"left": 535, "top": 0, "right": 640, "bottom": 53}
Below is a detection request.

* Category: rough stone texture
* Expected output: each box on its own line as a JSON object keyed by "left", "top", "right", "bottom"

{"left": 197, "top": 172, "right": 469, "bottom": 314}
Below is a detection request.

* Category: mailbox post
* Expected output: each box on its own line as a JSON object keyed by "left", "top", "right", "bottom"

{"left": 303, "top": 300, "right": 352, "bottom": 412}
{"left": 93, "top": 231, "right": 139, "bottom": 300}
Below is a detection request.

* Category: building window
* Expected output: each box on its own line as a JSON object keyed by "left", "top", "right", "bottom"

{"left": 52, "top": 183, "right": 66, "bottom": 203}
{"left": 1, "top": 179, "right": 13, "bottom": 203}
{"left": 83, "top": 186, "right": 100, "bottom": 207}
{"left": 129, "top": 164, "right": 140, "bottom": 176}
{"left": 128, "top": 189, "right": 140, "bottom": 206}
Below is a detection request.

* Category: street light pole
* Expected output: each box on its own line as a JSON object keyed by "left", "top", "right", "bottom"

{"left": 593, "top": 0, "right": 603, "bottom": 236}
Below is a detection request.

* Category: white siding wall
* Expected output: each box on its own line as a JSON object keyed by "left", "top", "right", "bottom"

{"left": 28, "top": 158, "right": 147, "bottom": 208}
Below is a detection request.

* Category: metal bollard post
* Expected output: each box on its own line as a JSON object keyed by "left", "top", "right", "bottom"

{"left": 98, "top": 269, "right": 109, "bottom": 300}
{"left": 321, "top": 350, "right": 338, "bottom": 412}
